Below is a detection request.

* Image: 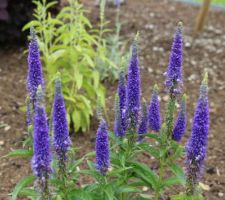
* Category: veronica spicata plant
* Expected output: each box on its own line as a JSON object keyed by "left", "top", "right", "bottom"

{"left": 32, "top": 86, "right": 52, "bottom": 200}
{"left": 11, "top": 23, "right": 210, "bottom": 200}
{"left": 95, "top": 119, "right": 110, "bottom": 175}
{"left": 114, "top": 71, "right": 127, "bottom": 137}
{"left": 172, "top": 94, "right": 187, "bottom": 142}
{"left": 148, "top": 84, "right": 161, "bottom": 132}
{"left": 185, "top": 73, "right": 209, "bottom": 197}
{"left": 137, "top": 100, "right": 148, "bottom": 142}
{"left": 126, "top": 39, "right": 141, "bottom": 132}
{"left": 52, "top": 73, "right": 71, "bottom": 180}
{"left": 27, "top": 27, "right": 44, "bottom": 104}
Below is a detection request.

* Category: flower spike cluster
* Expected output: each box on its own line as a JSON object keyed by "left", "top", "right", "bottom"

{"left": 96, "top": 119, "right": 110, "bottom": 175}
{"left": 32, "top": 86, "right": 52, "bottom": 178}
{"left": 138, "top": 101, "right": 148, "bottom": 142}
{"left": 165, "top": 22, "right": 183, "bottom": 94}
{"left": 53, "top": 73, "right": 71, "bottom": 162}
{"left": 126, "top": 38, "right": 141, "bottom": 130}
{"left": 148, "top": 84, "right": 161, "bottom": 132}
{"left": 172, "top": 94, "right": 187, "bottom": 142}
{"left": 27, "top": 27, "right": 44, "bottom": 102}
{"left": 185, "top": 73, "right": 209, "bottom": 194}
{"left": 118, "top": 71, "right": 127, "bottom": 135}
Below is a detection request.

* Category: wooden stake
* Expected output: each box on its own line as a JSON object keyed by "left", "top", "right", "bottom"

{"left": 194, "top": 0, "right": 211, "bottom": 33}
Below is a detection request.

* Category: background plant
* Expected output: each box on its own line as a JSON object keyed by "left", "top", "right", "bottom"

{"left": 95, "top": 0, "right": 129, "bottom": 82}
{"left": 23, "top": 0, "right": 107, "bottom": 132}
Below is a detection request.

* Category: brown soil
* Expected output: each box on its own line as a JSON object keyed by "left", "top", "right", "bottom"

{"left": 1, "top": 0, "right": 225, "bottom": 199}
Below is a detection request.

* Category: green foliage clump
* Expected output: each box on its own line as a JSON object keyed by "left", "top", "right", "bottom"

{"left": 96, "top": 0, "right": 129, "bottom": 82}
{"left": 23, "top": 0, "right": 106, "bottom": 132}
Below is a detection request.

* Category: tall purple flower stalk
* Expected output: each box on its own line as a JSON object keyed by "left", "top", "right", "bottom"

{"left": 53, "top": 73, "right": 71, "bottom": 162}
{"left": 185, "top": 73, "right": 209, "bottom": 195}
{"left": 172, "top": 94, "right": 187, "bottom": 142}
{"left": 32, "top": 86, "right": 52, "bottom": 179}
{"left": 116, "top": 71, "right": 127, "bottom": 136}
{"left": 114, "top": 94, "right": 123, "bottom": 137}
{"left": 165, "top": 22, "right": 183, "bottom": 94}
{"left": 148, "top": 85, "right": 161, "bottom": 132}
{"left": 96, "top": 119, "right": 110, "bottom": 175}
{"left": 27, "top": 27, "right": 44, "bottom": 102}
{"left": 126, "top": 40, "right": 141, "bottom": 130}
{"left": 138, "top": 101, "right": 148, "bottom": 142}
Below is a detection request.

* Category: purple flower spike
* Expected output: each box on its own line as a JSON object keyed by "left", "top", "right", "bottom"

{"left": 114, "top": 95, "right": 124, "bottom": 137}
{"left": 165, "top": 22, "right": 183, "bottom": 94}
{"left": 114, "top": 0, "right": 121, "bottom": 7}
{"left": 96, "top": 119, "right": 110, "bottom": 175}
{"left": 32, "top": 86, "right": 52, "bottom": 178}
{"left": 126, "top": 39, "right": 141, "bottom": 130}
{"left": 26, "top": 96, "right": 33, "bottom": 126}
{"left": 27, "top": 27, "right": 44, "bottom": 102}
{"left": 185, "top": 73, "right": 209, "bottom": 194}
{"left": 172, "top": 94, "right": 187, "bottom": 142}
{"left": 53, "top": 73, "right": 71, "bottom": 162}
{"left": 118, "top": 71, "right": 127, "bottom": 134}
{"left": 138, "top": 101, "right": 148, "bottom": 142}
{"left": 148, "top": 85, "right": 161, "bottom": 132}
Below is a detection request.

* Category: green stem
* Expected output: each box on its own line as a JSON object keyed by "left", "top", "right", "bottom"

{"left": 165, "top": 94, "right": 176, "bottom": 139}
{"left": 57, "top": 158, "right": 68, "bottom": 199}
{"left": 122, "top": 192, "right": 127, "bottom": 200}
{"left": 154, "top": 94, "right": 176, "bottom": 200}
{"left": 101, "top": 175, "right": 108, "bottom": 199}
{"left": 155, "top": 158, "right": 165, "bottom": 200}
{"left": 40, "top": 175, "right": 50, "bottom": 200}
{"left": 154, "top": 192, "right": 159, "bottom": 200}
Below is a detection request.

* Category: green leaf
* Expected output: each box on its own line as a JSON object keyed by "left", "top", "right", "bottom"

{"left": 162, "top": 176, "right": 183, "bottom": 188}
{"left": 168, "top": 162, "right": 186, "bottom": 186}
{"left": 19, "top": 188, "right": 40, "bottom": 199}
{"left": 129, "top": 161, "right": 159, "bottom": 190}
{"left": 55, "top": 195, "right": 63, "bottom": 200}
{"left": 46, "top": 1, "right": 58, "bottom": 9}
{"left": 138, "top": 143, "right": 160, "bottom": 158}
{"left": 83, "top": 54, "right": 94, "bottom": 67}
{"left": 11, "top": 176, "right": 36, "bottom": 200}
{"left": 117, "top": 185, "right": 140, "bottom": 193}
{"left": 92, "top": 71, "right": 100, "bottom": 89}
{"left": 139, "top": 194, "right": 154, "bottom": 200}
{"left": 145, "top": 133, "right": 161, "bottom": 142}
{"left": 104, "top": 185, "right": 114, "bottom": 200}
{"left": 5, "top": 149, "right": 33, "bottom": 158}
{"left": 72, "top": 110, "right": 81, "bottom": 132}
{"left": 172, "top": 193, "right": 204, "bottom": 200}
{"left": 22, "top": 21, "right": 42, "bottom": 31}
{"left": 67, "top": 189, "right": 93, "bottom": 200}
{"left": 74, "top": 72, "right": 83, "bottom": 90}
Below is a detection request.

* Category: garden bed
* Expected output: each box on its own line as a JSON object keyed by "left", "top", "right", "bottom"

{"left": 0, "top": 0, "right": 225, "bottom": 199}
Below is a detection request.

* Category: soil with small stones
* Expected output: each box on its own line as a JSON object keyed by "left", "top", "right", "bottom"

{"left": 1, "top": 0, "right": 225, "bottom": 199}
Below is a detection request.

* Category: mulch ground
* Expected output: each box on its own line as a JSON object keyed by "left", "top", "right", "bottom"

{"left": 0, "top": 0, "right": 225, "bottom": 199}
